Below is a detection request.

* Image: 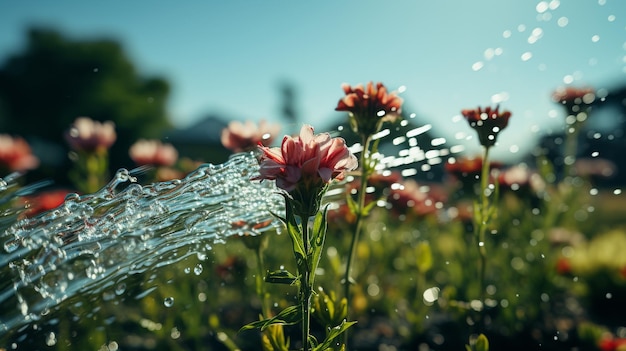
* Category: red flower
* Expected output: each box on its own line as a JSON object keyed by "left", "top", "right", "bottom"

{"left": 445, "top": 156, "right": 502, "bottom": 180}
{"left": 555, "top": 257, "right": 572, "bottom": 275}
{"left": 388, "top": 179, "right": 446, "bottom": 218}
{"left": 461, "top": 105, "right": 512, "bottom": 147}
{"left": 221, "top": 119, "right": 281, "bottom": 153}
{"left": 65, "top": 117, "right": 116, "bottom": 153}
{"left": 129, "top": 139, "right": 179, "bottom": 167}
{"left": 20, "top": 189, "right": 70, "bottom": 218}
{"left": 255, "top": 125, "right": 358, "bottom": 192}
{"left": 0, "top": 135, "right": 39, "bottom": 173}
{"left": 599, "top": 336, "right": 626, "bottom": 351}
{"left": 336, "top": 82, "right": 403, "bottom": 137}
{"left": 552, "top": 86, "right": 595, "bottom": 114}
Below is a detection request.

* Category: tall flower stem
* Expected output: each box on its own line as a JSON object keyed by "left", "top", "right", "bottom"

{"left": 563, "top": 121, "right": 580, "bottom": 181}
{"left": 301, "top": 215, "right": 312, "bottom": 351}
{"left": 476, "top": 146, "right": 491, "bottom": 319}
{"left": 343, "top": 135, "right": 372, "bottom": 346}
{"left": 253, "top": 246, "right": 271, "bottom": 318}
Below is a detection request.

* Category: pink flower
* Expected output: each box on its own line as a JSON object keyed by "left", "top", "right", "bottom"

{"left": 336, "top": 82, "right": 403, "bottom": 137}
{"left": 497, "top": 165, "right": 546, "bottom": 194}
{"left": 65, "top": 117, "right": 117, "bottom": 153}
{"left": 255, "top": 125, "right": 358, "bottom": 193}
{"left": 0, "top": 135, "right": 39, "bottom": 173}
{"left": 221, "top": 119, "right": 281, "bottom": 153}
{"left": 129, "top": 139, "right": 178, "bottom": 167}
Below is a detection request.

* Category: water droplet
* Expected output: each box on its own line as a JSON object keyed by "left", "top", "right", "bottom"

{"left": 606, "top": 293, "right": 613, "bottom": 299}
{"left": 471, "top": 61, "right": 484, "bottom": 71}
{"left": 557, "top": 17, "right": 569, "bottom": 27}
{"left": 549, "top": 0, "right": 560, "bottom": 10}
{"left": 536, "top": 1, "right": 549, "bottom": 13}
{"left": 614, "top": 189, "right": 622, "bottom": 195}
{"left": 171, "top": 326, "right": 181, "bottom": 339}
{"left": 184, "top": 267, "right": 191, "bottom": 274}
{"left": 521, "top": 52, "right": 533, "bottom": 61}
{"left": 115, "top": 283, "right": 126, "bottom": 295}
{"left": 608, "top": 15, "right": 616, "bottom": 22}
{"left": 164, "top": 297, "right": 174, "bottom": 307}
{"left": 45, "top": 332, "right": 57, "bottom": 346}
{"left": 591, "top": 35, "right": 600, "bottom": 43}
{"left": 423, "top": 287, "right": 440, "bottom": 305}
{"left": 194, "top": 264, "right": 203, "bottom": 275}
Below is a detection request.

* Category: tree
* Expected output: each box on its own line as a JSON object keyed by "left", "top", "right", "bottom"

{"left": 0, "top": 27, "right": 171, "bottom": 185}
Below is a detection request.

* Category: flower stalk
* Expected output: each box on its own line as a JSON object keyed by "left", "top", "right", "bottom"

{"left": 243, "top": 125, "right": 357, "bottom": 350}
{"left": 461, "top": 105, "right": 512, "bottom": 328}
{"left": 477, "top": 145, "right": 491, "bottom": 308}
{"left": 335, "top": 82, "right": 403, "bottom": 347}
{"left": 343, "top": 134, "right": 371, "bottom": 318}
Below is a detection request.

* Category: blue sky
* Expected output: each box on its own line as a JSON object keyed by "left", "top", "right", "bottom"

{"left": 1, "top": 0, "right": 625, "bottom": 160}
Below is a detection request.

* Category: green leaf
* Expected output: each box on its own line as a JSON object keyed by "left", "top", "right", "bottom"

{"left": 309, "top": 206, "right": 328, "bottom": 284}
{"left": 361, "top": 200, "right": 377, "bottom": 217}
{"left": 345, "top": 193, "right": 357, "bottom": 215}
{"left": 265, "top": 270, "right": 299, "bottom": 285}
{"left": 312, "top": 320, "right": 357, "bottom": 351}
{"left": 283, "top": 195, "right": 306, "bottom": 270}
{"left": 476, "top": 334, "right": 489, "bottom": 351}
{"left": 239, "top": 305, "right": 301, "bottom": 332}
{"left": 415, "top": 241, "right": 432, "bottom": 274}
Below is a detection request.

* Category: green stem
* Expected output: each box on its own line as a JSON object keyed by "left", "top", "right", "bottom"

{"left": 343, "top": 135, "right": 372, "bottom": 347}
{"left": 563, "top": 121, "right": 580, "bottom": 181}
{"left": 254, "top": 247, "right": 271, "bottom": 318}
{"left": 477, "top": 146, "right": 491, "bottom": 319}
{"left": 301, "top": 215, "right": 312, "bottom": 351}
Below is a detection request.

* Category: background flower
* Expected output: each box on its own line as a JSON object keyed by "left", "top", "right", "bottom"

{"left": 461, "top": 105, "right": 511, "bottom": 147}
{"left": 336, "top": 82, "right": 403, "bottom": 137}
{"left": 65, "top": 117, "right": 117, "bottom": 153}
{"left": 551, "top": 86, "right": 595, "bottom": 114}
{"left": 0, "top": 134, "right": 39, "bottom": 173}
{"left": 129, "top": 139, "right": 179, "bottom": 167}
{"left": 221, "top": 119, "right": 281, "bottom": 153}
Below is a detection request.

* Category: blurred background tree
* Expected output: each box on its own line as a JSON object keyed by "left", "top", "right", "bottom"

{"left": 0, "top": 27, "right": 171, "bottom": 187}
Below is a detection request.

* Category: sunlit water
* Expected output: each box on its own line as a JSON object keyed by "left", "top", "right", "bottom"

{"left": 0, "top": 152, "right": 284, "bottom": 339}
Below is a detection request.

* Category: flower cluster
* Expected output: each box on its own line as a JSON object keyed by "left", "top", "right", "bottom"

{"left": 221, "top": 119, "right": 281, "bottom": 153}
{"left": 0, "top": 135, "right": 39, "bottom": 173}
{"left": 336, "top": 82, "right": 403, "bottom": 137}
{"left": 461, "top": 105, "right": 511, "bottom": 147}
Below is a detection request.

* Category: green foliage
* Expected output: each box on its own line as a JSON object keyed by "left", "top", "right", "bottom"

{"left": 0, "top": 27, "right": 171, "bottom": 183}
{"left": 240, "top": 305, "right": 302, "bottom": 332}
{"left": 466, "top": 334, "right": 489, "bottom": 351}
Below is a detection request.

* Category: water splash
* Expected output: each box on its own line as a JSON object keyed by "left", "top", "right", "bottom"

{"left": 0, "top": 152, "right": 283, "bottom": 336}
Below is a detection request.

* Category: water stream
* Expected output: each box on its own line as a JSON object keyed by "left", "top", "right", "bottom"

{"left": 0, "top": 152, "right": 284, "bottom": 340}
